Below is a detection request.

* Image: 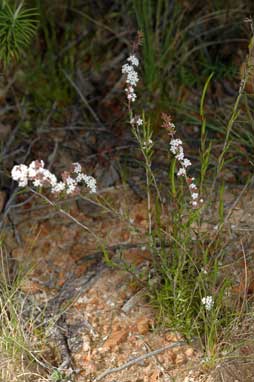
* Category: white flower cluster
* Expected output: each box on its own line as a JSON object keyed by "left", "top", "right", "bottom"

{"left": 201, "top": 295, "right": 214, "bottom": 311}
{"left": 130, "top": 116, "right": 143, "bottom": 126}
{"left": 170, "top": 139, "right": 191, "bottom": 175}
{"left": 187, "top": 177, "right": 203, "bottom": 207}
{"left": 122, "top": 54, "right": 139, "bottom": 102}
{"left": 11, "top": 160, "right": 96, "bottom": 195}
{"left": 169, "top": 138, "right": 203, "bottom": 208}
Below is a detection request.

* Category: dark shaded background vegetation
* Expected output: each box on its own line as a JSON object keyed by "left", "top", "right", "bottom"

{"left": 1, "top": 0, "right": 254, "bottom": 199}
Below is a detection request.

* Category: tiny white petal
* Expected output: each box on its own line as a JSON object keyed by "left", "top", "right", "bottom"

{"left": 191, "top": 193, "right": 199, "bottom": 200}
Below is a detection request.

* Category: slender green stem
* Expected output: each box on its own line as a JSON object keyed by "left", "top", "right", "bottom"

{"left": 29, "top": 188, "right": 99, "bottom": 242}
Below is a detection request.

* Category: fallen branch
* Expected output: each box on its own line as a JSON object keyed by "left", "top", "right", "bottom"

{"left": 93, "top": 341, "right": 187, "bottom": 382}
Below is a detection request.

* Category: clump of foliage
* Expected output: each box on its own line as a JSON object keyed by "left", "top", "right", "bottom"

{"left": 0, "top": 1, "right": 38, "bottom": 66}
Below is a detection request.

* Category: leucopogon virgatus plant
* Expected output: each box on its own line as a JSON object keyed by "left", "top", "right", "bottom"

{"left": 10, "top": 35, "right": 245, "bottom": 363}
{"left": 121, "top": 37, "right": 238, "bottom": 361}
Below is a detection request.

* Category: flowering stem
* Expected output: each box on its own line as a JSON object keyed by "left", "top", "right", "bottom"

{"left": 169, "top": 157, "right": 177, "bottom": 199}
{"left": 29, "top": 188, "right": 99, "bottom": 241}
{"left": 145, "top": 154, "right": 152, "bottom": 237}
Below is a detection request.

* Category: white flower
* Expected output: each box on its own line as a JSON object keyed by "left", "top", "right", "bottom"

{"left": 192, "top": 201, "right": 198, "bottom": 207}
{"left": 41, "top": 169, "right": 57, "bottom": 186}
{"left": 28, "top": 160, "right": 44, "bottom": 178}
{"left": 19, "top": 178, "right": 28, "bottom": 187}
{"left": 83, "top": 175, "right": 97, "bottom": 193}
{"left": 182, "top": 158, "right": 192, "bottom": 168}
{"left": 28, "top": 167, "right": 37, "bottom": 178}
{"left": 76, "top": 173, "right": 96, "bottom": 193}
{"left": 175, "top": 150, "right": 184, "bottom": 161}
{"left": 142, "top": 139, "right": 153, "bottom": 149}
{"left": 169, "top": 139, "right": 182, "bottom": 154}
{"left": 63, "top": 176, "right": 77, "bottom": 194}
{"left": 127, "top": 55, "right": 139, "bottom": 66}
{"left": 191, "top": 193, "right": 199, "bottom": 200}
{"left": 130, "top": 116, "right": 143, "bottom": 125}
{"left": 65, "top": 176, "right": 77, "bottom": 194}
{"left": 201, "top": 296, "right": 214, "bottom": 311}
{"left": 51, "top": 181, "right": 65, "bottom": 193}
{"left": 66, "top": 184, "right": 76, "bottom": 194}
{"left": 11, "top": 164, "right": 28, "bottom": 187}
{"left": 170, "top": 141, "right": 185, "bottom": 160}
{"left": 127, "top": 92, "right": 137, "bottom": 102}
{"left": 125, "top": 86, "right": 134, "bottom": 93}
{"left": 126, "top": 84, "right": 137, "bottom": 102}
{"left": 76, "top": 173, "right": 84, "bottom": 183}
{"left": 136, "top": 118, "right": 143, "bottom": 126}
{"left": 33, "top": 178, "right": 44, "bottom": 187}
{"left": 189, "top": 183, "right": 196, "bottom": 190}
{"left": 11, "top": 164, "right": 27, "bottom": 180}
{"left": 48, "top": 173, "right": 57, "bottom": 186}
{"left": 177, "top": 168, "right": 186, "bottom": 177}
{"left": 122, "top": 63, "right": 133, "bottom": 74}
{"left": 73, "top": 162, "right": 82, "bottom": 174}
{"left": 126, "top": 70, "right": 139, "bottom": 86}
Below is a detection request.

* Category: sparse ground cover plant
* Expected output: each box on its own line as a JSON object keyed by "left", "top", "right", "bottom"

{"left": 0, "top": 244, "right": 49, "bottom": 382}
{"left": 118, "top": 34, "right": 254, "bottom": 364}
{"left": 2, "top": 1, "right": 254, "bottom": 381}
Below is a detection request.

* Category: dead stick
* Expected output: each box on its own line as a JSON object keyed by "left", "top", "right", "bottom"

{"left": 93, "top": 341, "right": 186, "bottom": 382}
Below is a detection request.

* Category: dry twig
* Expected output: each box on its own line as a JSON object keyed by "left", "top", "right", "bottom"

{"left": 93, "top": 341, "right": 186, "bottom": 382}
